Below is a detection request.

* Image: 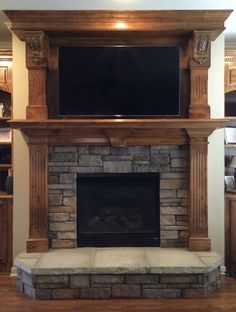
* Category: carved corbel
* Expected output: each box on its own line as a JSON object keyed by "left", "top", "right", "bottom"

{"left": 25, "top": 31, "right": 48, "bottom": 68}
{"left": 189, "top": 31, "right": 212, "bottom": 119}
{"left": 25, "top": 31, "right": 48, "bottom": 119}
{"left": 192, "top": 31, "right": 211, "bottom": 66}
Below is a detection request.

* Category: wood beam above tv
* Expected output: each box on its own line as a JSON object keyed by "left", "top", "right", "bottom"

{"left": 4, "top": 10, "right": 231, "bottom": 41}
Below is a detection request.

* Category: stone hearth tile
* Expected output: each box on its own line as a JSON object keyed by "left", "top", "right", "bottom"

{"left": 91, "top": 248, "right": 149, "bottom": 274}
{"left": 144, "top": 248, "right": 207, "bottom": 273}
{"left": 14, "top": 252, "right": 42, "bottom": 274}
{"left": 32, "top": 248, "right": 94, "bottom": 274}
{"left": 196, "top": 252, "right": 223, "bottom": 271}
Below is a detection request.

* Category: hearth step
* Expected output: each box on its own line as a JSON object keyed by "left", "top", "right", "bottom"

{"left": 14, "top": 247, "right": 223, "bottom": 300}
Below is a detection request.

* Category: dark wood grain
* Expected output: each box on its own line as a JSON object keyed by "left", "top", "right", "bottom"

{"left": 0, "top": 199, "right": 12, "bottom": 273}
{"left": 225, "top": 193, "right": 236, "bottom": 273}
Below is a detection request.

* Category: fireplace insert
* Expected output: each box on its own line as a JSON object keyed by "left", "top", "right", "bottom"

{"left": 77, "top": 173, "right": 160, "bottom": 247}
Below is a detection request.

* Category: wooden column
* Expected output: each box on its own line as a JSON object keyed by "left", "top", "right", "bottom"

{"left": 189, "top": 31, "right": 211, "bottom": 119}
{"left": 187, "top": 129, "right": 212, "bottom": 251}
{"left": 25, "top": 31, "right": 48, "bottom": 119}
{"left": 27, "top": 140, "right": 48, "bottom": 252}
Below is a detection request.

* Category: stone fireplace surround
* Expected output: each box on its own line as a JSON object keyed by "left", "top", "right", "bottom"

{"left": 48, "top": 144, "right": 188, "bottom": 249}
{"left": 5, "top": 9, "right": 231, "bottom": 299}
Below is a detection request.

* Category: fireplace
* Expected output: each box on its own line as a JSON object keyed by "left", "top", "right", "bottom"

{"left": 48, "top": 144, "right": 188, "bottom": 249}
{"left": 4, "top": 9, "right": 230, "bottom": 300}
{"left": 77, "top": 173, "right": 160, "bottom": 247}
{"left": 5, "top": 10, "right": 230, "bottom": 253}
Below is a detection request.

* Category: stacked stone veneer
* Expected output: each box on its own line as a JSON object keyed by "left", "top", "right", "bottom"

{"left": 48, "top": 145, "right": 188, "bottom": 249}
{"left": 16, "top": 268, "right": 221, "bottom": 299}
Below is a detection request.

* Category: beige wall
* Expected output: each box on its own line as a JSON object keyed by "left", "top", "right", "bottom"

{"left": 12, "top": 34, "right": 29, "bottom": 257}
{"left": 11, "top": 27, "right": 225, "bottom": 258}
{"left": 208, "top": 33, "right": 225, "bottom": 256}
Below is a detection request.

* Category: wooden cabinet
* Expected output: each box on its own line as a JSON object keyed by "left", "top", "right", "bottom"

{"left": 0, "top": 50, "right": 13, "bottom": 273}
{"left": 0, "top": 197, "right": 12, "bottom": 273}
{"left": 0, "top": 119, "right": 12, "bottom": 196}
{"left": 0, "top": 120, "right": 13, "bottom": 273}
{"left": 225, "top": 193, "right": 236, "bottom": 273}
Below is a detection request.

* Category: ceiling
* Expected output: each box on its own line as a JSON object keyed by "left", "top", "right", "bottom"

{"left": 0, "top": 9, "right": 235, "bottom": 50}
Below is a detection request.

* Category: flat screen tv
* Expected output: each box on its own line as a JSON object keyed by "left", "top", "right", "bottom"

{"left": 58, "top": 46, "right": 180, "bottom": 117}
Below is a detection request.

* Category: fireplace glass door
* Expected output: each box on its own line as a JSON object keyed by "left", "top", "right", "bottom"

{"left": 77, "top": 173, "right": 160, "bottom": 247}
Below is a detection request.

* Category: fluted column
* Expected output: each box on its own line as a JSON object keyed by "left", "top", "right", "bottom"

{"left": 187, "top": 129, "right": 213, "bottom": 251}
{"left": 27, "top": 140, "right": 48, "bottom": 252}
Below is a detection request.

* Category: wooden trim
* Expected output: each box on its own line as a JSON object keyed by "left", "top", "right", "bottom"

{"left": 26, "top": 238, "right": 48, "bottom": 253}
{"left": 25, "top": 32, "right": 48, "bottom": 119}
{"left": 5, "top": 10, "right": 231, "bottom": 41}
{"left": 187, "top": 129, "right": 212, "bottom": 251}
{"left": 188, "top": 237, "right": 211, "bottom": 252}
{"left": 0, "top": 199, "right": 13, "bottom": 272}
{"left": 9, "top": 118, "right": 228, "bottom": 147}
{"left": 4, "top": 10, "right": 231, "bottom": 121}
{"left": 27, "top": 142, "right": 48, "bottom": 252}
{"left": 9, "top": 118, "right": 228, "bottom": 129}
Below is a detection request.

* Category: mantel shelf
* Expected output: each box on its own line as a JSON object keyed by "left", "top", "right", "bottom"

{"left": 5, "top": 10, "right": 232, "bottom": 42}
{"left": 9, "top": 118, "right": 229, "bottom": 129}
{"left": 9, "top": 118, "right": 229, "bottom": 147}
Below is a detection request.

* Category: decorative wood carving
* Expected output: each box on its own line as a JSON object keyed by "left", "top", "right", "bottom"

{"left": 189, "top": 31, "right": 211, "bottom": 119}
{"left": 27, "top": 142, "right": 48, "bottom": 252}
{"left": 187, "top": 129, "right": 213, "bottom": 251}
{"left": 25, "top": 31, "right": 48, "bottom": 120}
{"left": 192, "top": 31, "right": 211, "bottom": 66}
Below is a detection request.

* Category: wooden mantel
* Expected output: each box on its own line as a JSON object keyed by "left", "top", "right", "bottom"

{"left": 5, "top": 10, "right": 232, "bottom": 253}
{"left": 10, "top": 118, "right": 227, "bottom": 146}
{"left": 4, "top": 10, "right": 231, "bottom": 40}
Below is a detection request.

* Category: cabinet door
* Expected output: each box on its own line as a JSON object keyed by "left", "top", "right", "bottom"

{"left": 0, "top": 58, "right": 12, "bottom": 93}
{"left": 0, "top": 199, "right": 12, "bottom": 273}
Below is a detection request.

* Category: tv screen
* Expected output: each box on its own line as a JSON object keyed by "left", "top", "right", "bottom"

{"left": 58, "top": 46, "right": 180, "bottom": 117}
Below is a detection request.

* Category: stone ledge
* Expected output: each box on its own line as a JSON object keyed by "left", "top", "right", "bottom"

{"left": 14, "top": 247, "right": 223, "bottom": 275}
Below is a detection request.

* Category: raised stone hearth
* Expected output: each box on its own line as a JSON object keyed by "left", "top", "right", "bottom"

{"left": 14, "top": 248, "right": 223, "bottom": 299}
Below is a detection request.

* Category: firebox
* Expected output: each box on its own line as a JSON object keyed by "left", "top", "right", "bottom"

{"left": 77, "top": 173, "right": 160, "bottom": 247}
